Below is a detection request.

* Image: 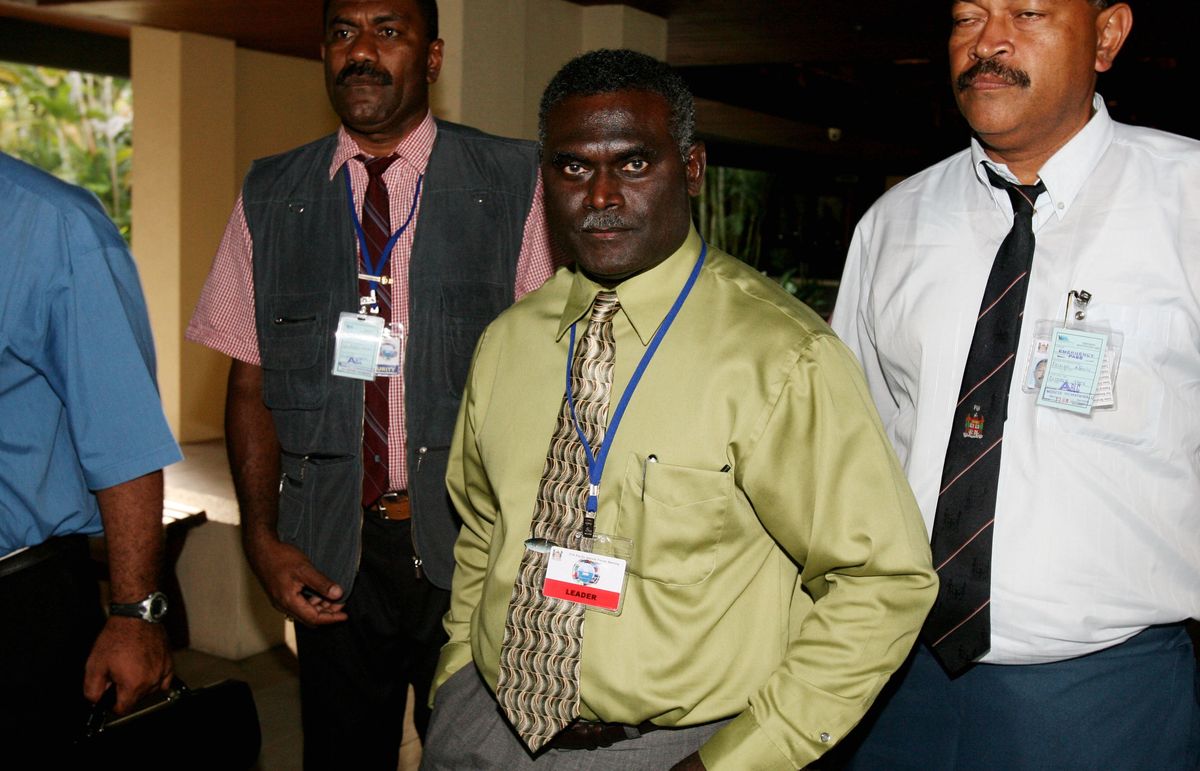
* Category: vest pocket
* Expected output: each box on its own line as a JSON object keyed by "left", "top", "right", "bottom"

{"left": 276, "top": 452, "right": 362, "bottom": 592}
{"left": 441, "top": 282, "right": 507, "bottom": 397}
{"left": 261, "top": 291, "right": 331, "bottom": 410}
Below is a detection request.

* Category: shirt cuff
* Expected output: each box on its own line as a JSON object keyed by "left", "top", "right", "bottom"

{"left": 430, "top": 641, "right": 473, "bottom": 707}
{"left": 184, "top": 320, "right": 262, "bottom": 365}
{"left": 699, "top": 710, "right": 807, "bottom": 771}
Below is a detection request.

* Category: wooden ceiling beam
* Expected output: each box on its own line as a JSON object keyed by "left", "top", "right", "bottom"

{"left": 0, "top": 0, "right": 129, "bottom": 37}
{"left": 694, "top": 97, "right": 918, "bottom": 161}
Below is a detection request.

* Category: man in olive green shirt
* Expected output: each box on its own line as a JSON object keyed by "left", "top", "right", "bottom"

{"left": 422, "top": 49, "right": 936, "bottom": 771}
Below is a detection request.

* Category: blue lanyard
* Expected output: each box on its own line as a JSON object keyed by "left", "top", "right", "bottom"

{"left": 342, "top": 165, "right": 423, "bottom": 294}
{"left": 566, "top": 240, "right": 708, "bottom": 520}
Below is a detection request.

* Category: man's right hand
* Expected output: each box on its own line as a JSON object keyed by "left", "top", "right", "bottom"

{"left": 244, "top": 531, "right": 348, "bottom": 626}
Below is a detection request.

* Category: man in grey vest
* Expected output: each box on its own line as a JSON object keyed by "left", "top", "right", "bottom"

{"left": 187, "top": 0, "right": 553, "bottom": 767}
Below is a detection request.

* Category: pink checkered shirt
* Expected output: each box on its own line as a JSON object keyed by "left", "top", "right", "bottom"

{"left": 186, "top": 113, "right": 555, "bottom": 491}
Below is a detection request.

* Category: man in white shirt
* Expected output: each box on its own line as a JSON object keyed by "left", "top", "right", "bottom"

{"left": 830, "top": 2, "right": 1200, "bottom": 767}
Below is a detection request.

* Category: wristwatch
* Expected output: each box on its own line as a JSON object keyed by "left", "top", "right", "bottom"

{"left": 109, "top": 591, "right": 169, "bottom": 623}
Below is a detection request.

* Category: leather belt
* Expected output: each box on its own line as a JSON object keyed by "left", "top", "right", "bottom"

{"left": 0, "top": 534, "right": 88, "bottom": 581}
{"left": 365, "top": 491, "right": 410, "bottom": 521}
{"left": 546, "top": 719, "right": 660, "bottom": 751}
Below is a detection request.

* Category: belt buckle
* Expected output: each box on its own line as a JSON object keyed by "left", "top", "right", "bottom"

{"left": 549, "top": 719, "right": 645, "bottom": 751}
{"left": 371, "top": 491, "right": 409, "bottom": 520}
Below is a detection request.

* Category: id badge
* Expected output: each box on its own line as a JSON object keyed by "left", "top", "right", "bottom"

{"left": 1023, "top": 320, "right": 1123, "bottom": 411}
{"left": 543, "top": 543, "right": 628, "bottom": 615}
{"left": 375, "top": 322, "right": 404, "bottom": 377}
{"left": 1036, "top": 328, "right": 1107, "bottom": 414}
{"left": 332, "top": 312, "right": 385, "bottom": 380}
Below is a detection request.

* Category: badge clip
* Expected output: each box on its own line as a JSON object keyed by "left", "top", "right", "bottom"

{"left": 1063, "top": 289, "right": 1092, "bottom": 324}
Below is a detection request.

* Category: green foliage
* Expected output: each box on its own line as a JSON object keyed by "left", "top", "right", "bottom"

{"left": 693, "top": 165, "right": 839, "bottom": 319}
{"left": 693, "top": 165, "right": 771, "bottom": 269}
{"left": 0, "top": 61, "right": 133, "bottom": 240}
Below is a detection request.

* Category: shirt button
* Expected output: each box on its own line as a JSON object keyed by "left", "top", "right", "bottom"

{"left": 819, "top": 732, "right": 831, "bottom": 743}
{"left": 1057, "top": 202, "right": 1065, "bottom": 209}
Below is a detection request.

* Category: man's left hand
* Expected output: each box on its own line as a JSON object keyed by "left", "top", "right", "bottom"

{"left": 669, "top": 751, "right": 707, "bottom": 770}
{"left": 82, "top": 616, "right": 173, "bottom": 714}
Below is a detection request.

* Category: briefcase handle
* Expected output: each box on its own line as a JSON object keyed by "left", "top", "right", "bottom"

{"left": 84, "top": 676, "right": 190, "bottom": 737}
{"left": 75, "top": 675, "right": 262, "bottom": 770}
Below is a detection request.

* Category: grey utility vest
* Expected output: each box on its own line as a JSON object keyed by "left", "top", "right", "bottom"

{"left": 244, "top": 120, "right": 538, "bottom": 593}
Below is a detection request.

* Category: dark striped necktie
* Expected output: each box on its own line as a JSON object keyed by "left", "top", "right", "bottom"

{"left": 922, "top": 166, "right": 1045, "bottom": 675}
{"left": 358, "top": 153, "right": 398, "bottom": 508}
{"left": 496, "top": 290, "right": 621, "bottom": 751}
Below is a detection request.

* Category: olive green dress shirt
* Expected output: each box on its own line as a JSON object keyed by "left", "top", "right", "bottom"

{"left": 435, "top": 227, "right": 936, "bottom": 769}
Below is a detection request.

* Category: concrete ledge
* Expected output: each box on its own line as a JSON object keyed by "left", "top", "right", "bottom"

{"left": 167, "top": 440, "right": 287, "bottom": 660}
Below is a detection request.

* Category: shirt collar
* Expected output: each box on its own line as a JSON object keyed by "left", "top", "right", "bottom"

{"left": 970, "top": 93, "right": 1114, "bottom": 222}
{"left": 556, "top": 226, "right": 705, "bottom": 346}
{"left": 327, "top": 111, "right": 438, "bottom": 180}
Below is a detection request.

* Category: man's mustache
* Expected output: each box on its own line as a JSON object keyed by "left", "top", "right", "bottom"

{"left": 956, "top": 58, "right": 1031, "bottom": 91}
{"left": 580, "top": 210, "right": 631, "bottom": 230}
{"left": 336, "top": 61, "right": 393, "bottom": 86}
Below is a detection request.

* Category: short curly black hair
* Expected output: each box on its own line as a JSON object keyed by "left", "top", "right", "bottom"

{"left": 538, "top": 49, "right": 696, "bottom": 161}
{"left": 323, "top": 0, "right": 439, "bottom": 42}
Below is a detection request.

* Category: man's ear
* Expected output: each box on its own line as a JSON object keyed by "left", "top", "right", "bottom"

{"left": 685, "top": 141, "right": 707, "bottom": 197}
{"left": 427, "top": 39, "right": 444, "bottom": 85}
{"left": 1095, "top": 3, "right": 1133, "bottom": 73}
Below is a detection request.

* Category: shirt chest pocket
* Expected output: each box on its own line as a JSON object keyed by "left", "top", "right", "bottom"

{"left": 1035, "top": 303, "right": 1183, "bottom": 447}
{"left": 614, "top": 454, "right": 731, "bottom": 586}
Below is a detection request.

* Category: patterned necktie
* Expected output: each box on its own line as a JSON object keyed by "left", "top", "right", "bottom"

{"left": 922, "top": 166, "right": 1045, "bottom": 675}
{"left": 496, "top": 290, "right": 621, "bottom": 752}
{"left": 358, "top": 154, "right": 398, "bottom": 507}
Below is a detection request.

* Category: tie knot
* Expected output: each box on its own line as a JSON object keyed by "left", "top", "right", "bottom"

{"left": 589, "top": 291, "right": 620, "bottom": 323}
{"left": 588, "top": 290, "right": 619, "bottom": 321}
{"left": 358, "top": 153, "right": 399, "bottom": 181}
{"left": 983, "top": 164, "right": 1044, "bottom": 217}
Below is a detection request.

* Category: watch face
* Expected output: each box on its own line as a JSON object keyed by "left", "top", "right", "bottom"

{"left": 148, "top": 593, "right": 168, "bottom": 620}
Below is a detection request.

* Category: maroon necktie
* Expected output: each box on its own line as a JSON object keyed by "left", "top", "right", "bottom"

{"left": 358, "top": 154, "right": 398, "bottom": 508}
{"left": 922, "top": 166, "right": 1045, "bottom": 674}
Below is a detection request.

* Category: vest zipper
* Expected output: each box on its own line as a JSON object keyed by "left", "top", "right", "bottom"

{"left": 278, "top": 451, "right": 311, "bottom": 491}
{"left": 411, "top": 446, "right": 428, "bottom": 579}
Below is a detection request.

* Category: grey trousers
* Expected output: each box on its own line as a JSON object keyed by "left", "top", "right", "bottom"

{"left": 420, "top": 663, "right": 730, "bottom": 770}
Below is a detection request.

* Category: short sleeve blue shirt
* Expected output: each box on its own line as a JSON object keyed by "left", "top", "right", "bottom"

{"left": 0, "top": 153, "right": 182, "bottom": 553}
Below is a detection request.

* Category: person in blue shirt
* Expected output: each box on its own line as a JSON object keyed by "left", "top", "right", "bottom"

{"left": 0, "top": 151, "right": 183, "bottom": 751}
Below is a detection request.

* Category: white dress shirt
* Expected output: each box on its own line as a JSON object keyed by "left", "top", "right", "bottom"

{"left": 831, "top": 95, "right": 1200, "bottom": 664}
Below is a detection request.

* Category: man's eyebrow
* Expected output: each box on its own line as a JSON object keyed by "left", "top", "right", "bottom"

{"left": 548, "top": 144, "right": 659, "bottom": 166}
{"left": 328, "top": 11, "right": 405, "bottom": 27}
{"left": 549, "top": 151, "right": 586, "bottom": 166}
{"left": 371, "top": 12, "right": 407, "bottom": 24}
{"left": 617, "top": 144, "right": 657, "bottom": 160}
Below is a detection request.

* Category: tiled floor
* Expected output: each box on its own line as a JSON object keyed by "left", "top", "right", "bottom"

{"left": 173, "top": 645, "right": 304, "bottom": 770}
{"left": 172, "top": 646, "right": 423, "bottom": 770}
{"left": 167, "top": 441, "right": 422, "bottom": 770}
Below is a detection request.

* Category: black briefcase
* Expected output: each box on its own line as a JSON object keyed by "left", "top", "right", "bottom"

{"left": 72, "top": 677, "right": 262, "bottom": 769}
